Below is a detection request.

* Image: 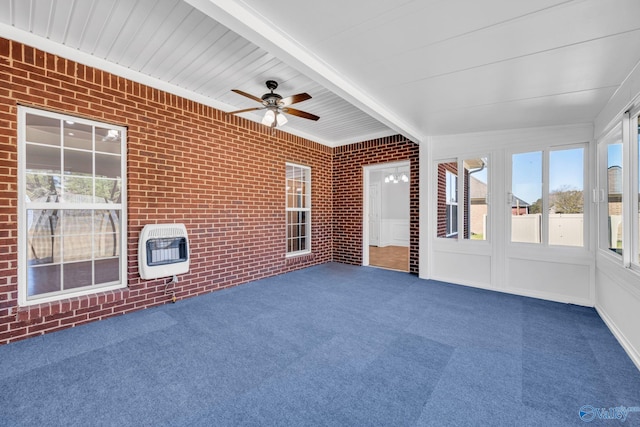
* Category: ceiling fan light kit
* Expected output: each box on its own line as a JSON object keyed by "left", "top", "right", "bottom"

{"left": 227, "top": 80, "right": 319, "bottom": 128}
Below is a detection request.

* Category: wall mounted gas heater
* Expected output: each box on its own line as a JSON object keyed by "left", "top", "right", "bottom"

{"left": 138, "top": 223, "right": 189, "bottom": 280}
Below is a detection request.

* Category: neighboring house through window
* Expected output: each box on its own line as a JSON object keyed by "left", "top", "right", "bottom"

{"left": 18, "top": 107, "right": 127, "bottom": 305}
{"left": 437, "top": 158, "right": 489, "bottom": 240}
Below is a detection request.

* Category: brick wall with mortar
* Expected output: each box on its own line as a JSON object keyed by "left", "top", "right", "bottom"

{"left": 0, "top": 38, "right": 335, "bottom": 344}
{"left": 333, "top": 136, "right": 420, "bottom": 274}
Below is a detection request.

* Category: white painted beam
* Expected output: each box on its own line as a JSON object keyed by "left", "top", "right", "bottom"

{"left": 184, "top": 0, "right": 424, "bottom": 144}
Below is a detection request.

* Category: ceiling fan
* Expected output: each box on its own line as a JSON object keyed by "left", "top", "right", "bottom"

{"left": 226, "top": 80, "right": 320, "bottom": 127}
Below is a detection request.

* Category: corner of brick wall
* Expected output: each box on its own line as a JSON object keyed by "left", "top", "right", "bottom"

{"left": 332, "top": 135, "right": 420, "bottom": 274}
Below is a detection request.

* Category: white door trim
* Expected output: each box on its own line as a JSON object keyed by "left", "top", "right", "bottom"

{"left": 363, "top": 160, "right": 410, "bottom": 266}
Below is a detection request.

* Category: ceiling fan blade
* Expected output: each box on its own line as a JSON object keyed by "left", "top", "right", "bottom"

{"left": 226, "top": 107, "right": 264, "bottom": 115}
{"left": 231, "top": 89, "right": 263, "bottom": 104}
{"left": 283, "top": 107, "right": 320, "bottom": 121}
{"left": 280, "top": 92, "right": 311, "bottom": 106}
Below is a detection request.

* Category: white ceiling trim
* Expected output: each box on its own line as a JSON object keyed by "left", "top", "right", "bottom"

{"left": 332, "top": 129, "right": 401, "bottom": 148}
{"left": 0, "top": 23, "right": 230, "bottom": 113}
{"left": 0, "top": 22, "right": 350, "bottom": 147}
{"left": 184, "top": 0, "right": 423, "bottom": 143}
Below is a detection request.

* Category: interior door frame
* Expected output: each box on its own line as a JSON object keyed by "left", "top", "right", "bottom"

{"left": 362, "top": 160, "right": 411, "bottom": 266}
{"left": 369, "top": 181, "right": 381, "bottom": 247}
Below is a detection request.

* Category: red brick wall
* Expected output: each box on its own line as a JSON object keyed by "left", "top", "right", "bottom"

{"left": 333, "top": 136, "right": 420, "bottom": 274}
{"left": 0, "top": 39, "right": 333, "bottom": 344}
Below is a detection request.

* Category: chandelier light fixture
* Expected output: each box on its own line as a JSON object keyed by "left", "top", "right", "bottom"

{"left": 384, "top": 169, "right": 409, "bottom": 184}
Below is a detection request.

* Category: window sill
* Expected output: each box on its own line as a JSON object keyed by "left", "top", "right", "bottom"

{"left": 285, "top": 252, "right": 315, "bottom": 265}
{"left": 15, "top": 288, "right": 129, "bottom": 322}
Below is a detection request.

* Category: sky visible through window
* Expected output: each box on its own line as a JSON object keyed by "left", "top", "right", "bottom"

{"left": 609, "top": 144, "right": 622, "bottom": 168}
{"left": 512, "top": 150, "right": 584, "bottom": 204}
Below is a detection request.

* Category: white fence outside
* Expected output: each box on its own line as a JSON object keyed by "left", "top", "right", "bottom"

{"left": 512, "top": 214, "right": 584, "bottom": 246}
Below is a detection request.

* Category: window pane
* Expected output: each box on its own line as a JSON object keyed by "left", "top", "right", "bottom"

{"left": 549, "top": 148, "right": 584, "bottom": 246}
{"left": 62, "top": 210, "right": 93, "bottom": 263}
{"left": 63, "top": 261, "right": 93, "bottom": 289}
{"left": 95, "top": 233, "right": 119, "bottom": 258}
{"left": 288, "top": 181, "right": 303, "bottom": 208}
{"left": 298, "top": 212, "right": 308, "bottom": 237}
{"left": 63, "top": 121, "right": 92, "bottom": 150}
{"left": 450, "top": 204, "right": 458, "bottom": 235}
{"left": 63, "top": 176, "right": 93, "bottom": 202}
{"left": 96, "top": 178, "right": 121, "bottom": 203}
{"left": 64, "top": 149, "right": 92, "bottom": 176}
{"left": 94, "top": 210, "right": 120, "bottom": 234}
{"left": 436, "top": 161, "right": 457, "bottom": 238}
{"left": 95, "top": 128, "right": 122, "bottom": 154}
{"left": 95, "top": 258, "right": 120, "bottom": 284}
{"left": 607, "top": 143, "right": 623, "bottom": 255}
{"left": 61, "top": 209, "right": 93, "bottom": 235}
{"left": 463, "top": 157, "right": 488, "bottom": 240}
{"left": 512, "top": 152, "right": 542, "bottom": 243}
{"left": 25, "top": 114, "right": 60, "bottom": 146}
{"left": 26, "top": 144, "right": 60, "bottom": 173}
{"left": 25, "top": 173, "right": 61, "bottom": 202}
{"left": 27, "top": 209, "right": 61, "bottom": 264}
{"left": 27, "top": 264, "right": 61, "bottom": 296}
{"left": 637, "top": 117, "right": 640, "bottom": 263}
{"left": 63, "top": 235, "right": 92, "bottom": 263}
{"left": 95, "top": 153, "right": 121, "bottom": 179}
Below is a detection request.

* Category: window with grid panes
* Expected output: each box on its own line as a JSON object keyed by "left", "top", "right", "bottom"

{"left": 18, "top": 107, "right": 126, "bottom": 305}
{"left": 286, "top": 163, "right": 311, "bottom": 255}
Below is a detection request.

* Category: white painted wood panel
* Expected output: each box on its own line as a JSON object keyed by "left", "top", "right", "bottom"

{"left": 595, "top": 260, "right": 640, "bottom": 370}
{"left": 592, "top": 50, "right": 640, "bottom": 371}
{"left": 507, "top": 258, "right": 591, "bottom": 305}
{"left": 431, "top": 251, "right": 492, "bottom": 289}
{"left": 379, "top": 219, "right": 409, "bottom": 247}
{"left": 424, "top": 124, "right": 595, "bottom": 306}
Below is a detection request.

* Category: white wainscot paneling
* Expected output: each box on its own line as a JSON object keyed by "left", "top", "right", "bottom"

{"left": 595, "top": 264, "right": 640, "bottom": 371}
{"left": 379, "top": 219, "right": 409, "bottom": 247}
{"left": 431, "top": 251, "right": 491, "bottom": 288}
{"left": 507, "top": 258, "right": 591, "bottom": 305}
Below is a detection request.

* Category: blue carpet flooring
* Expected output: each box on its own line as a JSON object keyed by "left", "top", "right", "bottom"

{"left": 1, "top": 262, "right": 639, "bottom": 426}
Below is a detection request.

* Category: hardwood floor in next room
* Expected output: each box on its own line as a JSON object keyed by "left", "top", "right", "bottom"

{"left": 369, "top": 245, "right": 409, "bottom": 272}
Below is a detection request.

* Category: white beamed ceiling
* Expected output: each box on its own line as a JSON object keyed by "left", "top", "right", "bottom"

{"left": 2, "top": 0, "right": 640, "bottom": 145}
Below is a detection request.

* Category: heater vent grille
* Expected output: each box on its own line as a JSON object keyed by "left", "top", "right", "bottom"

{"left": 138, "top": 223, "right": 190, "bottom": 280}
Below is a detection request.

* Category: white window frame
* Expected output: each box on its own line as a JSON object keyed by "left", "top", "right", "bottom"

{"left": 435, "top": 156, "right": 491, "bottom": 242}
{"left": 616, "top": 108, "right": 640, "bottom": 271}
{"left": 17, "top": 107, "right": 127, "bottom": 306}
{"left": 509, "top": 143, "right": 588, "bottom": 248}
{"left": 285, "top": 162, "right": 311, "bottom": 256}
{"left": 597, "top": 123, "right": 624, "bottom": 260}
{"left": 445, "top": 170, "right": 458, "bottom": 236}
{"left": 631, "top": 109, "right": 640, "bottom": 270}
{"left": 462, "top": 156, "right": 490, "bottom": 242}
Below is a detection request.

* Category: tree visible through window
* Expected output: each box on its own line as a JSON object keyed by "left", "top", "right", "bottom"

{"left": 19, "top": 107, "right": 126, "bottom": 304}
{"left": 511, "top": 147, "right": 585, "bottom": 246}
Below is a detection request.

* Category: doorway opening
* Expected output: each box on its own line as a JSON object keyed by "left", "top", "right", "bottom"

{"left": 363, "top": 161, "right": 410, "bottom": 272}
